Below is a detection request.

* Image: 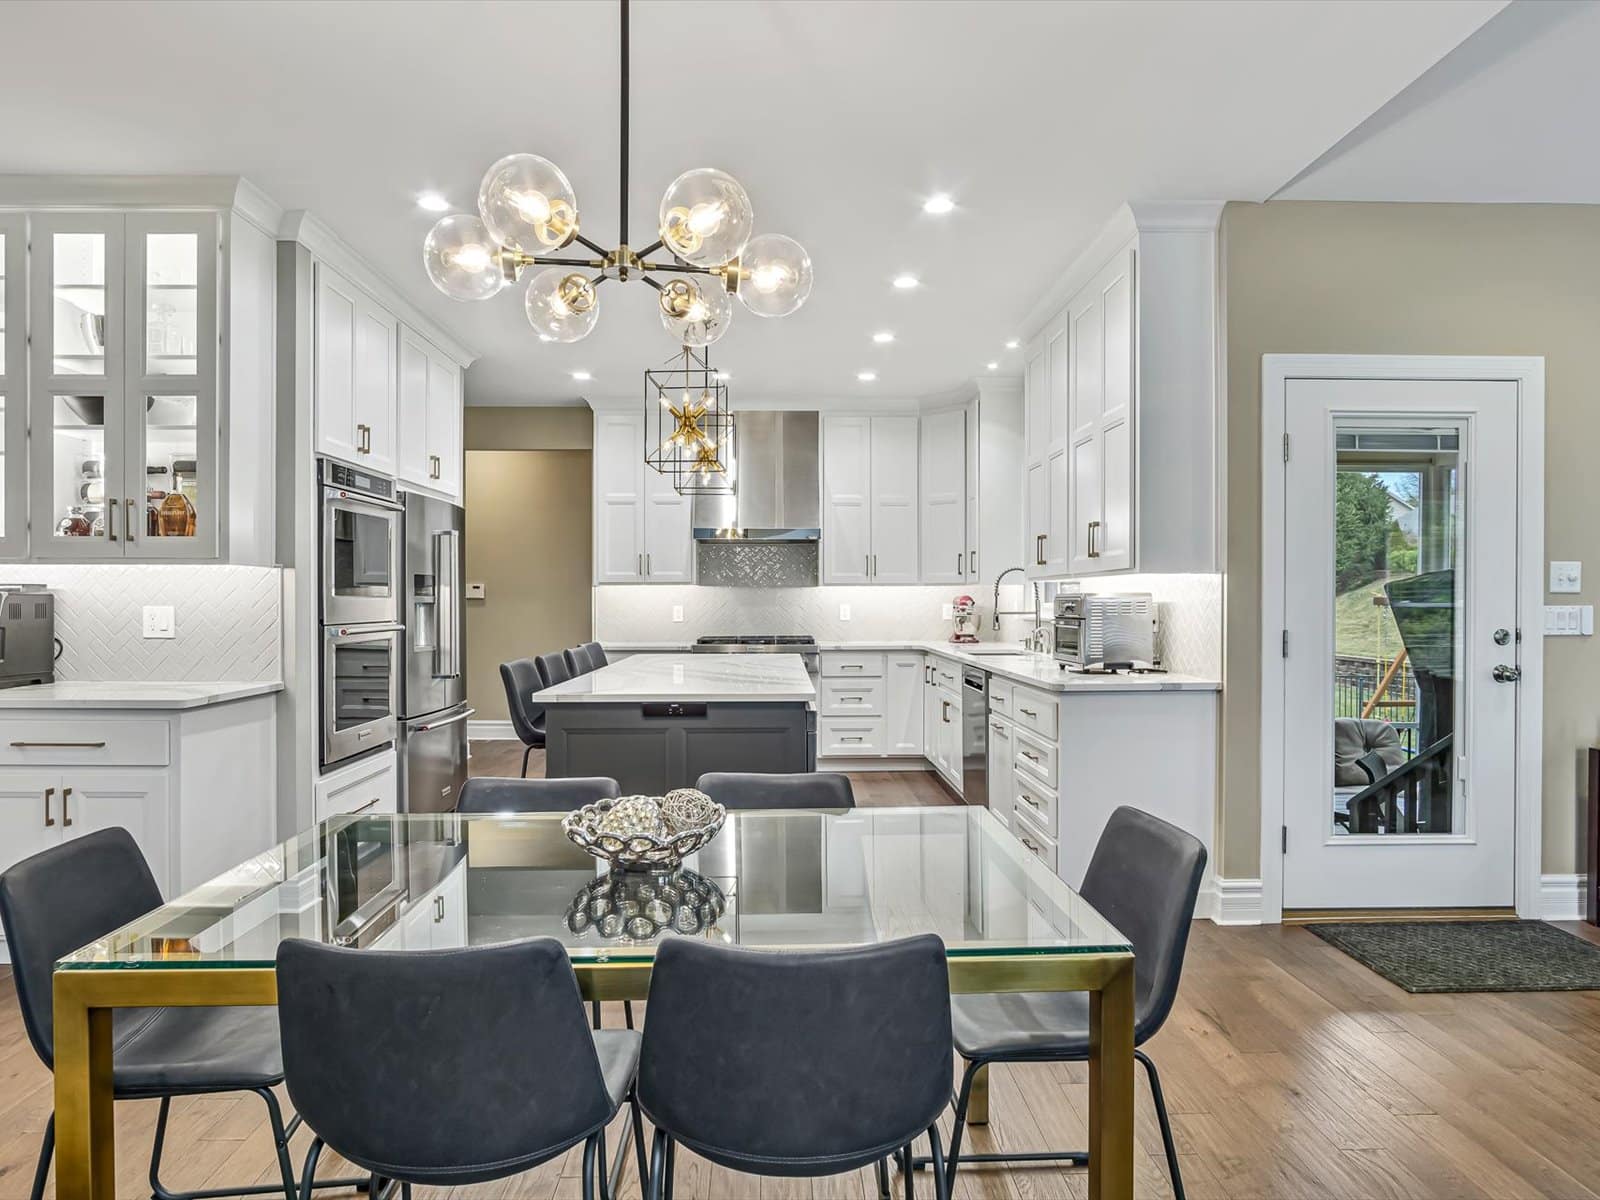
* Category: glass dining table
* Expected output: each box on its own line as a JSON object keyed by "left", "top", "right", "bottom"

{"left": 51, "top": 805, "right": 1136, "bottom": 1200}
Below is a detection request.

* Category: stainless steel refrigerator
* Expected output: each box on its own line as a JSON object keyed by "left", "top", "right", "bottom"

{"left": 398, "top": 491, "right": 469, "bottom": 813}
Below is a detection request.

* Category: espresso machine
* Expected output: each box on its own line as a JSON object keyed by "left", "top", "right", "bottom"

{"left": 0, "top": 585, "right": 57, "bottom": 689}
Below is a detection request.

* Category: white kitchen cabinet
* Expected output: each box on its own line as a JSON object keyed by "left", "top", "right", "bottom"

{"left": 986, "top": 716, "right": 1014, "bottom": 831}
{"left": 922, "top": 656, "right": 962, "bottom": 794}
{"left": 919, "top": 408, "right": 967, "bottom": 584}
{"left": 885, "top": 653, "right": 925, "bottom": 756}
{"left": 0, "top": 215, "right": 24, "bottom": 557}
{"left": 822, "top": 415, "right": 919, "bottom": 583}
{"left": 314, "top": 749, "right": 397, "bottom": 822}
{"left": 316, "top": 263, "right": 397, "bottom": 475}
{"left": 1022, "top": 319, "right": 1071, "bottom": 577}
{"left": 1067, "top": 248, "right": 1135, "bottom": 573}
{"left": 0, "top": 772, "right": 66, "bottom": 883}
{"left": 591, "top": 408, "right": 692, "bottom": 583}
{"left": 396, "top": 860, "right": 467, "bottom": 950}
{"left": 397, "top": 326, "right": 463, "bottom": 501}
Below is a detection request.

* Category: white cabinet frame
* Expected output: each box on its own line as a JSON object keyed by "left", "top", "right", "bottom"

{"left": 0, "top": 214, "right": 24, "bottom": 558}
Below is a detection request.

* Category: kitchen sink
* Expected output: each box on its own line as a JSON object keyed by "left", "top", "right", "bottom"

{"left": 957, "top": 646, "right": 1038, "bottom": 657}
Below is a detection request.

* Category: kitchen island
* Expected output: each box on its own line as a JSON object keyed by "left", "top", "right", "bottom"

{"left": 537, "top": 653, "right": 816, "bottom": 793}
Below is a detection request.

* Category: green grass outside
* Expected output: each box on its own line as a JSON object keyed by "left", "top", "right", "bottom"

{"left": 1336, "top": 572, "right": 1409, "bottom": 662}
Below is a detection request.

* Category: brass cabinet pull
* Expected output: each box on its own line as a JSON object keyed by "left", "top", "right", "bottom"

{"left": 62, "top": 786, "right": 73, "bottom": 827}
{"left": 44, "top": 786, "right": 55, "bottom": 827}
{"left": 1021, "top": 791, "right": 1040, "bottom": 809}
{"left": 872, "top": 554, "right": 878, "bottom": 577}
{"left": 991, "top": 722, "right": 1006, "bottom": 735}
{"left": 107, "top": 498, "right": 119, "bottom": 542}
{"left": 969, "top": 550, "right": 976, "bottom": 574}
{"left": 1022, "top": 750, "right": 1040, "bottom": 762}
{"left": 956, "top": 553, "right": 962, "bottom": 574}
{"left": 1018, "top": 707, "right": 1037, "bottom": 718}
{"left": 125, "top": 498, "right": 136, "bottom": 542}
{"left": 11, "top": 740, "right": 108, "bottom": 749}
{"left": 1087, "top": 520, "right": 1101, "bottom": 559}
{"left": 1020, "top": 835, "right": 1040, "bottom": 853}
{"left": 646, "top": 553, "right": 651, "bottom": 575}
{"left": 1035, "top": 533, "right": 1046, "bottom": 565}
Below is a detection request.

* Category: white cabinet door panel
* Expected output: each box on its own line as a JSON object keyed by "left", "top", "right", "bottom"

{"left": 427, "top": 353, "right": 462, "bottom": 498}
{"left": 822, "top": 416, "right": 871, "bottom": 583}
{"left": 1046, "top": 448, "right": 1071, "bottom": 572}
{"left": 594, "top": 412, "right": 644, "bottom": 583}
{"left": 0, "top": 772, "right": 63, "bottom": 879}
{"left": 353, "top": 297, "right": 396, "bottom": 475}
{"left": 1069, "top": 291, "right": 1102, "bottom": 439}
{"left": 396, "top": 331, "right": 431, "bottom": 487}
{"left": 314, "top": 265, "right": 360, "bottom": 464}
{"left": 869, "top": 416, "right": 919, "bottom": 583}
{"left": 919, "top": 409, "right": 966, "bottom": 584}
{"left": 1099, "top": 417, "right": 1132, "bottom": 570}
{"left": 885, "top": 654, "right": 924, "bottom": 756}
{"left": 643, "top": 459, "right": 692, "bottom": 582}
{"left": 65, "top": 771, "right": 171, "bottom": 893}
{"left": 1023, "top": 338, "right": 1048, "bottom": 464}
{"left": 1045, "top": 319, "right": 1070, "bottom": 447}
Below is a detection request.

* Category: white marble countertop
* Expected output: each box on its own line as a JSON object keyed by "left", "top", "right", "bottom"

{"left": 0, "top": 680, "right": 284, "bottom": 710}
{"left": 604, "top": 641, "right": 1218, "bottom": 693}
{"left": 538, "top": 653, "right": 816, "bottom": 704}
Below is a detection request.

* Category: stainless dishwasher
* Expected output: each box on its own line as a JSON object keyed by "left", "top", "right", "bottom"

{"left": 961, "top": 668, "right": 988, "bottom": 810}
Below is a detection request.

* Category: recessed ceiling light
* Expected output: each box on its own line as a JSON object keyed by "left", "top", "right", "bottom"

{"left": 892, "top": 275, "right": 919, "bottom": 290}
{"left": 922, "top": 194, "right": 955, "bottom": 215}
{"left": 1004, "top": 339, "right": 1019, "bottom": 350}
{"left": 857, "top": 371, "right": 877, "bottom": 383}
{"left": 571, "top": 370, "right": 592, "bottom": 382}
{"left": 538, "top": 334, "right": 554, "bottom": 343}
{"left": 986, "top": 362, "right": 998, "bottom": 371}
{"left": 416, "top": 191, "right": 451, "bottom": 213}
{"left": 873, "top": 331, "right": 895, "bottom": 344}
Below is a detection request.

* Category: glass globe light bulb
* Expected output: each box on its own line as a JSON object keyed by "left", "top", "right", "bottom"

{"left": 658, "top": 168, "right": 754, "bottom": 268}
{"left": 422, "top": 214, "right": 505, "bottom": 301}
{"left": 737, "top": 233, "right": 813, "bottom": 318}
{"left": 524, "top": 266, "right": 599, "bottom": 343}
{"left": 480, "top": 153, "right": 579, "bottom": 253}
{"left": 658, "top": 277, "right": 734, "bottom": 347}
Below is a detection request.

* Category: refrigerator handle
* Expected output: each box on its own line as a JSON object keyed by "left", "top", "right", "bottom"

{"left": 409, "top": 707, "right": 475, "bottom": 734}
{"left": 434, "top": 528, "right": 463, "bottom": 680}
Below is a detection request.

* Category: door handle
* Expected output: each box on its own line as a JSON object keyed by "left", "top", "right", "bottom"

{"left": 646, "top": 553, "right": 651, "bottom": 575}
{"left": 62, "top": 786, "right": 72, "bottom": 827}
{"left": 1492, "top": 664, "right": 1521, "bottom": 683}
{"left": 125, "top": 498, "right": 136, "bottom": 542}
{"left": 107, "top": 497, "right": 118, "bottom": 542}
{"left": 44, "top": 786, "right": 55, "bottom": 828}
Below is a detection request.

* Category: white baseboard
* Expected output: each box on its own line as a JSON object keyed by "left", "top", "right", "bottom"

{"left": 816, "top": 757, "right": 931, "bottom": 774}
{"left": 1201, "top": 877, "right": 1264, "bottom": 925}
{"left": 1541, "top": 873, "right": 1590, "bottom": 921}
{"left": 468, "top": 720, "right": 516, "bottom": 741}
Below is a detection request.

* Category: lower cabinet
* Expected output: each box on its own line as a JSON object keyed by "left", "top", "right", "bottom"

{"left": 816, "top": 651, "right": 926, "bottom": 762}
{"left": 885, "top": 654, "right": 924, "bottom": 756}
{"left": 314, "top": 750, "right": 398, "bottom": 822}
{"left": 985, "top": 716, "right": 1014, "bottom": 831}
{"left": 390, "top": 860, "right": 467, "bottom": 950}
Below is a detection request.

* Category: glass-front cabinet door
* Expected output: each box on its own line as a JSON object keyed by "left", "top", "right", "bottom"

{"left": 26, "top": 212, "right": 218, "bottom": 559}
{"left": 0, "top": 215, "right": 24, "bottom": 557}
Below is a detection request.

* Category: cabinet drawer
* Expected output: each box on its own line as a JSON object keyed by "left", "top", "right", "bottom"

{"left": 1013, "top": 728, "right": 1058, "bottom": 789}
{"left": 821, "top": 651, "right": 885, "bottom": 678}
{"left": 987, "top": 677, "right": 1015, "bottom": 717}
{"left": 0, "top": 719, "right": 171, "bottom": 768}
{"left": 1012, "top": 768, "right": 1058, "bottom": 839}
{"left": 819, "top": 677, "right": 886, "bottom": 717}
{"left": 929, "top": 657, "right": 961, "bottom": 692}
{"left": 315, "top": 752, "right": 398, "bottom": 821}
{"left": 817, "top": 717, "right": 885, "bottom": 757}
{"left": 1011, "top": 803, "right": 1058, "bottom": 873}
{"left": 1011, "top": 686, "right": 1059, "bottom": 741}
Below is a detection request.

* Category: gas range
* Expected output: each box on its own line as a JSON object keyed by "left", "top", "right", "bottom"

{"left": 692, "top": 635, "right": 819, "bottom": 677}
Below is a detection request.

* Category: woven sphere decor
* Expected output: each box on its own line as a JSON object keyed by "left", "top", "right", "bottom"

{"left": 562, "top": 789, "right": 726, "bottom": 871}
{"left": 564, "top": 868, "right": 728, "bottom": 942}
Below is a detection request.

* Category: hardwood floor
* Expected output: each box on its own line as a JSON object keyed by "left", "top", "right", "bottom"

{"left": 3, "top": 744, "right": 1597, "bottom": 1198}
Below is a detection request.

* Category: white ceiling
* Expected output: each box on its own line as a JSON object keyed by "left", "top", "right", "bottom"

{"left": 0, "top": 0, "right": 1502, "bottom": 405}
{"left": 1281, "top": 0, "right": 1600, "bottom": 203}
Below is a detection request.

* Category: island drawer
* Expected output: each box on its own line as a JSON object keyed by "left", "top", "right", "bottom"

{"left": 0, "top": 718, "right": 171, "bottom": 767}
{"left": 821, "top": 651, "right": 884, "bottom": 678}
{"left": 1011, "top": 800, "right": 1059, "bottom": 872}
{"left": 988, "top": 676, "right": 1015, "bottom": 717}
{"left": 1013, "top": 727, "right": 1058, "bottom": 789}
{"left": 1012, "top": 767, "right": 1058, "bottom": 838}
{"left": 817, "top": 717, "right": 886, "bottom": 757}
{"left": 819, "top": 677, "right": 886, "bottom": 717}
{"left": 1011, "top": 685, "right": 1059, "bottom": 741}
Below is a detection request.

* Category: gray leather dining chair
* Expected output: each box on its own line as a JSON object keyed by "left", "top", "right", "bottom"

{"left": 0, "top": 829, "right": 357, "bottom": 1200}
{"left": 582, "top": 640, "right": 609, "bottom": 667}
{"left": 694, "top": 771, "right": 855, "bottom": 810}
{"left": 458, "top": 776, "right": 620, "bottom": 813}
{"left": 936, "top": 806, "right": 1206, "bottom": 1199}
{"left": 638, "top": 935, "right": 953, "bottom": 1200}
{"left": 499, "top": 658, "right": 545, "bottom": 777}
{"left": 564, "top": 644, "right": 596, "bottom": 676}
{"left": 535, "top": 650, "right": 575, "bottom": 691}
{"left": 277, "top": 936, "right": 648, "bottom": 1200}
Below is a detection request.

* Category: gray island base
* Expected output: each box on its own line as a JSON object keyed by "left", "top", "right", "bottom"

{"left": 536, "top": 654, "right": 818, "bottom": 794}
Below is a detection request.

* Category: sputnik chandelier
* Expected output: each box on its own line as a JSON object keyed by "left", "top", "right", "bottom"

{"left": 645, "top": 347, "right": 735, "bottom": 495}
{"left": 421, "top": 0, "right": 813, "bottom": 348}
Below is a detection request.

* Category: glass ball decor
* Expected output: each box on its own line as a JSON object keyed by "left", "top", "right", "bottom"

{"left": 658, "top": 277, "right": 734, "bottom": 347}
{"left": 422, "top": 214, "right": 505, "bottom": 301}
{"left": 658, "top": 168, "right": 754, "bottom": 268}
{"left": 479, "top": 153, "right": 580, "bottom": 253}
{"left": 525, "top": 266, "right": 600, "bottom": 343}
{"left": 738, "top": 233, "right": 813, "bottom": 318}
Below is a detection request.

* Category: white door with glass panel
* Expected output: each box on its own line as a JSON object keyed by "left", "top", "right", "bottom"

{"left": 1281, "top": 379, "right": 1520, "bottom": 909}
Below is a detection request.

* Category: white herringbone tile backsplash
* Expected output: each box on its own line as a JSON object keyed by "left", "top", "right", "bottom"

{"left": 3, "top": 565, "right": 282, "bottom": 682}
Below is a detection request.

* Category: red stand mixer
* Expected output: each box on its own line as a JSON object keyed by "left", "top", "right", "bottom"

{"left": 949, "top": 594, "right": 980, "bottom": 643}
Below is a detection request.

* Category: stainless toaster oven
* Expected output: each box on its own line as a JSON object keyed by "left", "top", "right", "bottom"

{"left": 1052, "top": 592, "right": 1155, "bottom": 670}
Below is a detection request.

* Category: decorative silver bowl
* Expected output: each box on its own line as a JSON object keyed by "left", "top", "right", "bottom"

{"left": 562, "top": 790, "right": 726, "bottom": 871}
{"left": 564, "top": 868, "right": 727, "bottom": 942}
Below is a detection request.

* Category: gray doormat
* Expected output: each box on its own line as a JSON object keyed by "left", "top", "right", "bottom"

{"left": 1308, "top": 920, "right": 1600, "bottom": 993}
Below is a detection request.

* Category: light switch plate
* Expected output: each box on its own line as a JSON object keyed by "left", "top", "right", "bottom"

{"left": 838, "top": 604, "right": 852, "bottom": 621}
{"left": 1544, "top": 604, "right": 1593, "bottom": 636}
{"left": 1550, "top": 561, "right": 1582, "bottom": 593}
{"left": 465, "top": 581, "right": 486, "bottom": 600}
{"left": 672, "top": 605, "right": 684, "bottom": 623}
{"left": 141, "top": 605, "right": 175, "bottom": 639}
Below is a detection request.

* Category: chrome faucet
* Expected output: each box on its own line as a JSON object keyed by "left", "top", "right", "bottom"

{"left": 991, "top": 566, "right": 1041, "bottom": 636}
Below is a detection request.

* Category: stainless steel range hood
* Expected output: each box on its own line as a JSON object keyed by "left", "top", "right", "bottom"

{"left": 693, "top": 411, "right": 820, "bottom": 541}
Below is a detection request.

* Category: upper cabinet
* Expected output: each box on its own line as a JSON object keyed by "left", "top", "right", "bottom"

{"left": 0, "top": 215, "right": 25, "bottom": 558}
{"left": 28, "top": 212, "right": 221, "bottom": 559}
{"left": 822, "top": 414, "right": 918, "bottom": 584}
{"left": 1022, "top": 205, "right": 1217, "bottom": 579}
{"left": 919, "top": 408, "right": 967, "bottom": 585}
{"left": 314, "top": 263, "right": 397, "bottom": 478}
{"left": 397, "top": 326, "right": 463, "bottom": 501}
{"left": 591, "top": 407, "right": 691, "bottom": 584}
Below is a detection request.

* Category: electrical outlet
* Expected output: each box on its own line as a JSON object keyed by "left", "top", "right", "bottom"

{"left": 839, "top": 604, "right": 852, "bottom": 621}
{"left": 1550, "top": 561, "right": 1582, "bottom": 593}
{"left": 941, "top": 603, "right": 954, "bottom": 620}
{"left": 465, "top": 581, "right": 486, "bottom": 600}
{"left": 141, "top": 605, "right": 175, "bottom": 640}
{"left": 671, "top": 605, "right": 684, "bottom": 622}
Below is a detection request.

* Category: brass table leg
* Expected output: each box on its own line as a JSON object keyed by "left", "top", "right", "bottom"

{"left": 1087, "top": 956, "right": 1135, "bottom": 1200}
{"left": 967, "top": 1063, "right": 990, "bottom": 1126}
{"left": 53, "top": 976, "right": 115, "bottom": 1200}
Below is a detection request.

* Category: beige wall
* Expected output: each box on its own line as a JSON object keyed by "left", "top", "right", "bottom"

{"left": 464, "top": 450, "right": 593, "bottom": 721}
{"left": 465, "top": 405, "right": 592, "bottom": 451}
{"left": 1223, "top": 200, "right": 1600, "bottom": 880}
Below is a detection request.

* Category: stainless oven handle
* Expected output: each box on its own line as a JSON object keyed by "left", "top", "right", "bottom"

{"left": 326, "top": 623, "right": 405, "bottom": 640}
{"left": 323, "top": 487, "right": 405, "bottom": 515}
{"left": 409, "top": 708, "right": 475, "bottom": 734}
